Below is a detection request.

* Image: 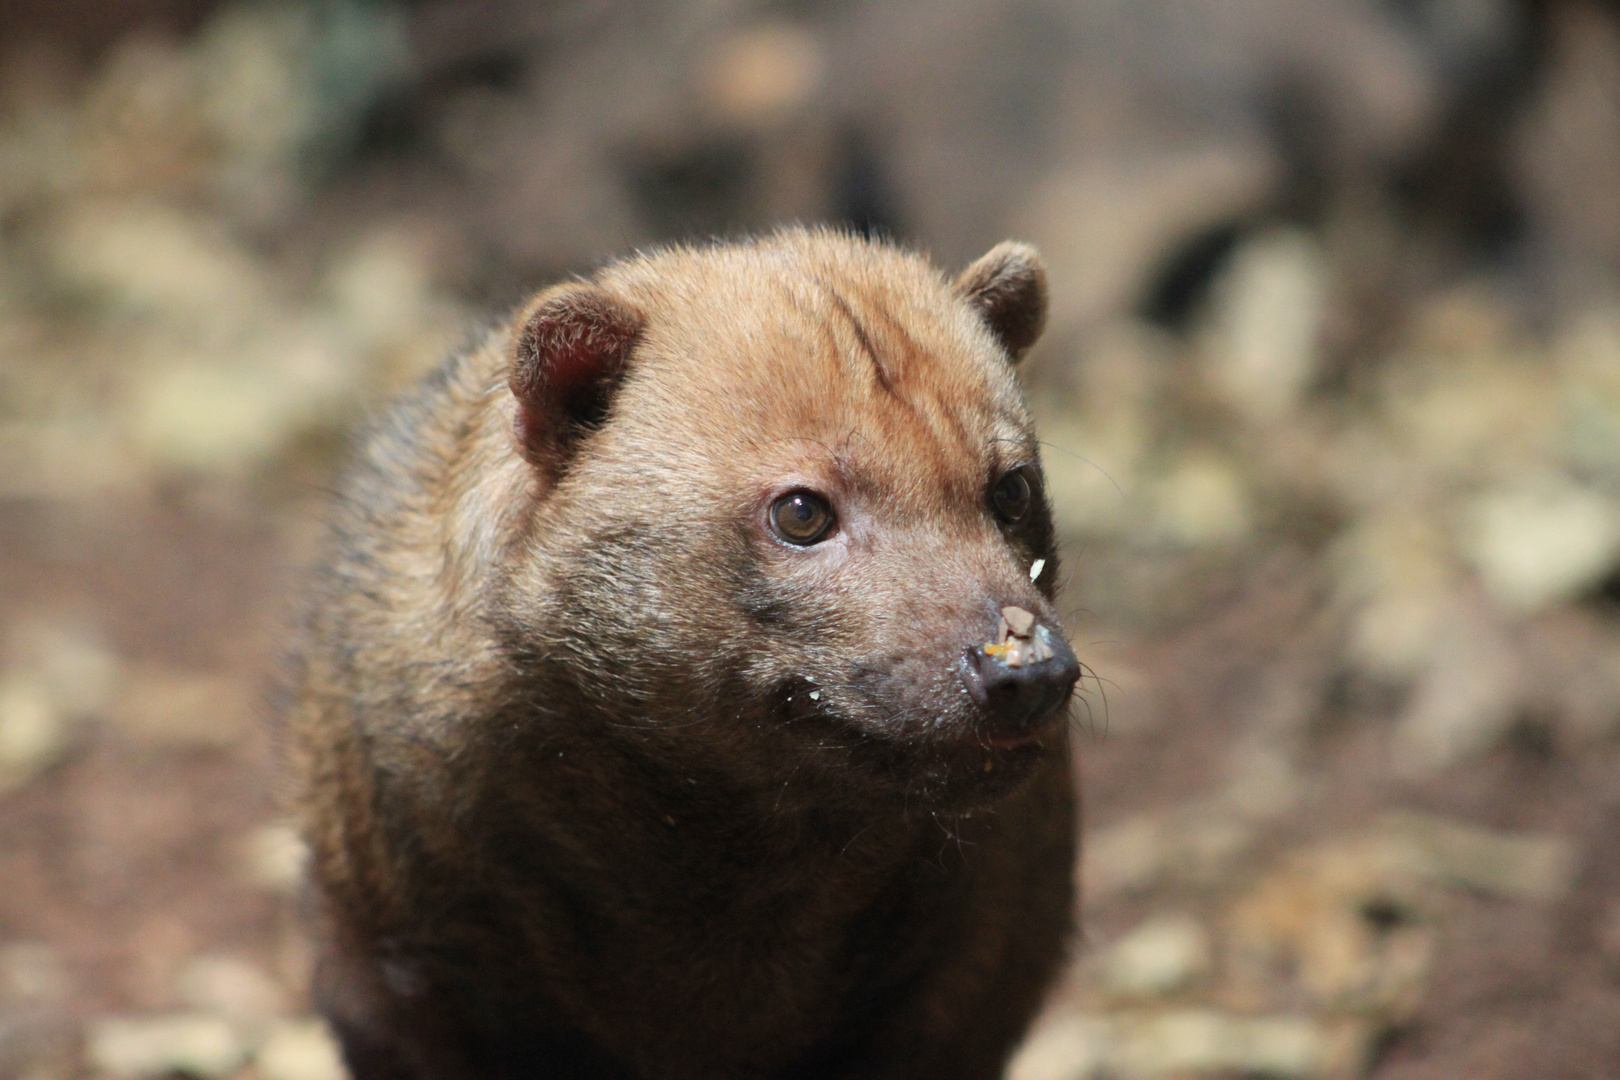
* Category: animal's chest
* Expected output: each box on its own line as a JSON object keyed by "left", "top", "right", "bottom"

{"left": 464, "top": 812, "right": 976, "bottom": 1074}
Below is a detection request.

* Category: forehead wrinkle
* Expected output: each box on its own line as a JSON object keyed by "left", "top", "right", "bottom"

{"left": 761, "top": 269, "right": 890, "bottom": 425}
{"left": 817, "top": 277, "right": 917, "bottom": 412}
{"left": 770, "top": 271, "right": 843, "bottom": 381}
{"left": 831, "top": 398, "right": 991, "bottom": 519}
{"left": 918, "top": 391, "right": 982, "bottom": 468}
{"left": 664, "top": 241, "right": 1021, "bottom": 516}
{"left": 848, "top": 351, "right": 1005, "bottom": 509}
{"left": 862, "top": 294, "right": 924, "bottom": 377}
{"left": 907, "top": 364, "right": 1008, "bottom": 474}
{"left": 829, "top": 275, "right": 1000, "bottom": 470}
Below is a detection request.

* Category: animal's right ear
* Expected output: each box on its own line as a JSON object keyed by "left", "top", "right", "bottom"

{"left": 507, "top": 283, "right": 645, "bottom": 477}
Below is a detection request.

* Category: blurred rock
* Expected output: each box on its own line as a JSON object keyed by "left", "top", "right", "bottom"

{"left": 245, "top": 315, "right": 371, "bottom": 411}
{"left": 78, "top": 34, "right": 212, "bottom": 199}
{"left": 1176, "top": 814, "right": 1258, "bottom": 885}
{"left": 0, "top": 942, "right": 68, "bottom": 1005}
{"left": 86, "top": 1012, "right": 246, "bottom": 1079}
{"left": 1458, "top": 473, "right": 1620, "bottom": 613}
{"left": 77, "top": 215, "right": 461, "bottom": 479}
{"left": 0, "top": 618, "right": 122, "bottom": 789}
{"left": 1107, "top": 1009, "right": 1352, "bottom": 1080}
{"left": 325, "top": 228, "right": 435, "bottom": 347}
{"left": 194, "top": 1, "right": 320, "bottom": 211}
{"left": 700, "top": 25, "right": 824, "bottom": 129}
{"left": 175, "top": 954, "right": 283, "bottom": 1030}
{"left": 1077, "top": 320, "right": 1170, "bottom": 434}
{"left": 322, "top": 226, "right": 469, "bottom": 387}
{"left": 9, "top": 616, "right": 122, "bottom": 718}
{"left": 1099, "top": 913, "right": 1211, "bottom": 1000}
{"left": 126, "top": 354, "right": 325, "bottom": 477}
{"left": 1149, "top": 450, "right": 1252, "bottom": 547}
{"left": 1220, "top": 745, "right": 1305, "bottom": 822}
{"left": 195, "top": 0, "right": 409, "bottom": 225}
{"left": 1010, "top": 1007, "right": 1367, "bottom": 1080}
{"left": 1202, "top": 229, "right": 1328, "bottom": 426}
{"left": 238, "top": 822, "right": 308, "bottom": 894}
{"left": 1376, "top": 334, "right": 1558, "bottom": 498}
{"left": 1559, "top": 307, "right": 1620, "bottom": 483}
{"left": 1332, "top": 509, "right": 1460, "bottom": 680}
{"left": 0, "top": 0, "right": 430, "bottom": 512}
{"left": 1228, "top": 835, "right": 1435, "bottom": 1018}
{"left": 110, "top": 666, "right": 253, "bottom": 747}
{"left": 1083, "top": 808, "right": 1259, "bottom": 907}
{"left": 1379, "top": 811, "right": 1578, "bottom": 903}
{"left": 0, "top": 418, "right": 145, "bottom": 501}
{"left": 1006, "top": 1012, "right": 1111, "bottom": 1080}
{"left": 1082, "top": 816, "right": 1165, "bottom": 904}
{"left": 70, "top": 0, "right": 405, "bottom": 219}
{"left": 41, "top": 198, "right": 272, "bottom": 322}
{"left": 256, "top": 1017, "right": 348, "bottom": 1080}
{"left": 0, "top": 676, "right": 71, "bottom": 792}
{"left": 1391, "top": 597, "right": 1522, "bottom": 777}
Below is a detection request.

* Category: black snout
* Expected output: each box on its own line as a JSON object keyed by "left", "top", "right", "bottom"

{"left": 960, "top": 625, "right": 1080, "bottom": 737}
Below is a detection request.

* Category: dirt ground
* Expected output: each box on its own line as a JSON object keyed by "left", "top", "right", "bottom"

{"left": 4, "top": 2, "right": 1620, "bottom": 1078}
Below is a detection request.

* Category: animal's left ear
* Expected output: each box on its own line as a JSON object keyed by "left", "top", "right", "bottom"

{"left": 507, "top": 282, "right": 645, "bottom": 480}
{"left": 954, "top": 241, "right": 1048, "bottom": 363}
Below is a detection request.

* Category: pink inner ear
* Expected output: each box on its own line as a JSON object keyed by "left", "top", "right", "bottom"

{"left": 509, "top": 290, "right": 644, "bottom": 465}
{"left": 545, "top": 331, "right": 614, "bottom": 409}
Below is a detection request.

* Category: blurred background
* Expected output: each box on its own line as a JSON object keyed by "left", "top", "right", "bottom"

{"left": 3, "top": 1, "right": 1620, "bottom": 1077}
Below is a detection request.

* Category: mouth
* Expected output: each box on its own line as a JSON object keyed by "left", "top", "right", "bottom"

{"left": 781, "top": 680, "right": 1062, "bottom": 748}
{"left": 975, "top": 727, "right": 1052, "bottom": 751}
{"left": 777, "top": 678, "right": 837, "bottom": 726}
{"left": 951, "top": 700, "right": 1070, "bottom": 758}
{"left": 768, "top": 672, "right": 1063, "bottom": 806}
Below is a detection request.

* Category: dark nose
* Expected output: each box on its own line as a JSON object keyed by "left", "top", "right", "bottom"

{"left": 959, "top": 610, "right": 1081, "bottom": 736}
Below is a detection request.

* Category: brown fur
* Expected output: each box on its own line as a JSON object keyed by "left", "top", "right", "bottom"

{"left": 284, "top": 229, "right": 1077, "bottom": 1080}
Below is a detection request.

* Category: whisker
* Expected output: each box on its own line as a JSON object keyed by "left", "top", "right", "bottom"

{"left": 839, "top": 823, "right": 875, "bottom": 858}
{"left": 1064, "top": 659, "right": 1114, "bottom": 742}
{"left": 1037, "top": 439, "right": 1125, "bottom": 500}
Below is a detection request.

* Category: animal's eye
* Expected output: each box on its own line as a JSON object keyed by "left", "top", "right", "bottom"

{"left": 991, "top": 468, "right": 1032, "bottom": 524}
{"left": 770, "top": 492, "right": 836, "bottom": 545}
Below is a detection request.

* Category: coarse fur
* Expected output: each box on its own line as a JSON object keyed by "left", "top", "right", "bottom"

{"left": 284, "top": 228, "right": 1078, "bottom": 1080}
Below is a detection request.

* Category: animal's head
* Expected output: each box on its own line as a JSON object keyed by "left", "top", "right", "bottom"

{"left": 499, "top": 229, "right": 1078, "bottom": 811}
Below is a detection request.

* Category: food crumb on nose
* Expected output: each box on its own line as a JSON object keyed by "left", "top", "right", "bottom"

{"left": 1001, "top": 606, "right": 1037, "bottom": 637}
{"left": 1029, "top": 558, "right": 1045, "bottom": 582}
{"left": 985, "top": 606, "right": 1054, "bottom": 668}
{"left": 808, "top": 690, "right": 821, "bottom": 701}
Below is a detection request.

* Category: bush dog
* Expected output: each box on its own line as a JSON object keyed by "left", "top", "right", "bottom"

{"left": 285, "top": 228, "right": 1081, "bottom": 1080}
